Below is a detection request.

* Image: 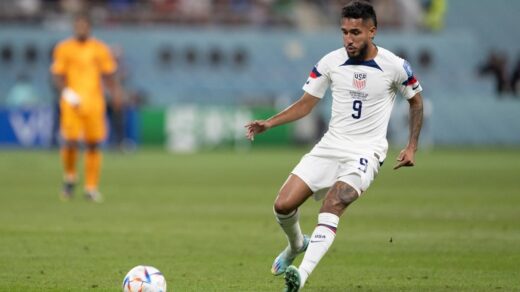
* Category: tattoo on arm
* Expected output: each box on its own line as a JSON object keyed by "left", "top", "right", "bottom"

{"left": 408, "top": 97, "right": 423, "bottom": 149}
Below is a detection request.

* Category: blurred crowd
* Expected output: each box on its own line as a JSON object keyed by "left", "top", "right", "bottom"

{"left": 478, "top": 51, "right": 520, "bottom": 98}
{"left": 0, "top": 0, "right": 445, "bottom": 31}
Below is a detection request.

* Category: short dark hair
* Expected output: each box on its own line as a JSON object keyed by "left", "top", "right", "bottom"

{"left": 342, "top": 1, "right": 377, "bottom": 28}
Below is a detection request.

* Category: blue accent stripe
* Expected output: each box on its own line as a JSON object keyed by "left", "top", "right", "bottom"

{"left": 144, "top": 268, "right": 151, "bottom": 283}
{"left": 122, "top": 276, "right": 129, "bottom": 287}
{"left": 341, "top": 58, "right": 383, "bottom": 71}
{"left": 311, "top": 66, "right": 322, "bottom": 78}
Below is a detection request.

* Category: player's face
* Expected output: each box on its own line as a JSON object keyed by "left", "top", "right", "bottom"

{"left": 74, "top": 18, "right": 91, "bottom": 41}
{"left": 341, "top": 18, "right": 376, "bottom": 60}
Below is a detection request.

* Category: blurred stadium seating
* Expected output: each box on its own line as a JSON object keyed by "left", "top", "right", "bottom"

{"left": 0, "top": 0, "right": 519, "bottom": 147}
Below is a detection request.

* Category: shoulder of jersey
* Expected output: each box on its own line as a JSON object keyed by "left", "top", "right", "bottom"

{"left": 376, "top": 47, "right": 405, "bottom": 71}
{"left": 86, "top": 37, "right": 108, "bottom": 48}
{"left": 321, "top": 48, "right": 348, "bottom": 67}
{"left": 56, "top": 37, "right": 75, "bottom": 48}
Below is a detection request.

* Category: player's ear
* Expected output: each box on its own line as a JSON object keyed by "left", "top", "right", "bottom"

{"left": 368, "top": 25, "right": 377, "bottom": 39}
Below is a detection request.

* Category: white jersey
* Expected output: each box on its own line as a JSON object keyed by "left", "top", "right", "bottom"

{"left": 302, "top": 46, "right": 422, "bottom": 162}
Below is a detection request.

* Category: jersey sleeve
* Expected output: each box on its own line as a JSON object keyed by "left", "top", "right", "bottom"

{"left": 50, "top": 43, "right": 67, "bottom": 75}
{"left": 395, "top": 59, "right": 422, "bottom": 99}
{"left": 302, "top": 55, "right": 331, "bottom": 98}
{"left": 97, "top": 42, "right": 117, "bottom": 74}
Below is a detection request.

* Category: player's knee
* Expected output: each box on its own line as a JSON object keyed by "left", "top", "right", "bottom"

{"left": 337, "top": 187, "right": 359, "bottom": 206}
{"left": 63, "top": 140, "right": 78, "bottom": 148}
{"left": 322, "top": 182, "right": 359, "bottom": 213}
{"left": 85, "top": 143, "right": 99, "bottom": 152}
{"left": 273, "top": 199, "right": 296, "bottom": 215}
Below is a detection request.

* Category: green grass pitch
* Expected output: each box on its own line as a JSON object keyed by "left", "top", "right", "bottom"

{"left": 0, "top": 147, "right": 519, "bottom": 291}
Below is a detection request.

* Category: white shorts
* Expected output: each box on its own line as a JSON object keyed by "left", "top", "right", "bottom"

{"left": 291, "top": 152, "right": 381, "bottom": 200}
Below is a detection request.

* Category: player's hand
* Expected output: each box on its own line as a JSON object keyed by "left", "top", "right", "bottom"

{"left": 62, "top": 87, "right": 81, "bottom": 107}
{"left": 393, "top": 147, "right": 416, "bottom": 170}
{"left": 112, "top": 96, "right": 124, "bottom": 111}
{"left": 245, "top": 120, "right": 271, "bottom": 141}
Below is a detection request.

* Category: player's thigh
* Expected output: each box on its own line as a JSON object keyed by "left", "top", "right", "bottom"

{"left": 291, "top": 154, "right": 339, "bottom": 193}
{"left": 274, "top": 174, "right": 313, "bottom": 214}
{"left": 320, "top": 180, "right": 360, "bottom": 215}
{"left": 320, "top": 154, "right": 380, "bottom": 215}
{"left": 274, "top": 155, "right": 338, "bottom": 214}
{"left": 83, "top": 110, "right": 107, "bottom": 144}
{"left": 337, "top": 154, "right": 380, "bottom": 195}
{"left": 60, "top": 101, "right": 83, "bottom": 141}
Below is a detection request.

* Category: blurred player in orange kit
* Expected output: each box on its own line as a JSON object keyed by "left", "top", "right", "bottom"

{"left": 51, "top": 14, "right": 123, "bottom": 202}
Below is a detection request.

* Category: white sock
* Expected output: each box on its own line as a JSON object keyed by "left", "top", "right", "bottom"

{"left": 298, "top": 212, "right": 339, "bottom": 287}
{"left": 274, "top": 208, "right": 304, "bottom": 253}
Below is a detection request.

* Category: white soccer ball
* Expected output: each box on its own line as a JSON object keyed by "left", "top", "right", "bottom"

{"left": 122, "top": 265, "right": 167, "bottom": 292}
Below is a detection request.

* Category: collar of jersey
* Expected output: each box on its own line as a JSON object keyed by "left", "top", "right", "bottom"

{"left": 340, "top": 58, "right": 383, "bottom": 71}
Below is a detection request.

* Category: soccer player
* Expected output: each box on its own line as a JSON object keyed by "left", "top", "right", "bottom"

{"left": 51, "top": 14, "right": 123, "bottom": 202}
{"left": 245, "top": 1, "right": 423, "bottom": 291}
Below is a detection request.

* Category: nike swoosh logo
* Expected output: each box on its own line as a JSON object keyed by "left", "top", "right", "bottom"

{"left": 412, "top": 84, "right": 419, "bottom": 90}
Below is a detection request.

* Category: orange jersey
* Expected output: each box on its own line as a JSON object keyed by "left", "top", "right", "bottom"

{"left": 51, "top": 37, "right": 116, "bottom": 112}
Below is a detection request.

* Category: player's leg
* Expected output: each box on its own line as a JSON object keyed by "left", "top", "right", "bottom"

{"left": 271, "top": 174, "right": 313, "bottom": 275}
{"left": 274, "top": 174, "right": 313, "bottom": 215}
{"left": 60, "top": 140, "right": 79, "bottom": 199}
{"left": 290, "top": 154, "right": 380, "bottom": 289}
{"left": 59, "top": 101, "right": 82, "bottom": 200}
{"left": 84, "top": 142, "right": 103, "bottom": 202}
{"left": 274, "top": 155, "right": 339, "bottom": 276}
{"left": 83, "top": 110, "right": 106, "bottom": 202}
{"left": 296, "top": 180, "right": 360, "bottom": 287}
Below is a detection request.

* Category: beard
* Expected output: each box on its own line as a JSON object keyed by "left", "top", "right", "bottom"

{"left": 346, "top": 41, "right": 369, "bottom": 61}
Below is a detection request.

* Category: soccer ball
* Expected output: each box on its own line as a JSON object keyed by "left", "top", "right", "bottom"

{"left": 122, "top": 265, "right": 167, "bottom": 292}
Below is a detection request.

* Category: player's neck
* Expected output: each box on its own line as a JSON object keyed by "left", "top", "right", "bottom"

{"left": 365, "top": 43, "right": 378, "bottom": 60}
{"left": 75, "top": 36, "right": 90, "bottom": 43}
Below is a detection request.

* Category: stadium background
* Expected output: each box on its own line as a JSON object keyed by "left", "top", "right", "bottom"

{"left": 0, "top": 0, "right": 519, "bottom": 291}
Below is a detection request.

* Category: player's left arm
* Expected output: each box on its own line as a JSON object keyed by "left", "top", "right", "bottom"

{"left": 394, "top": 92, "right": 423, "bottom": 169}
{"left": 99, "top": 42, "right": 124, "bottom": 110}
{"left": 103, "top": 73, "right": 124, "bottom": 110}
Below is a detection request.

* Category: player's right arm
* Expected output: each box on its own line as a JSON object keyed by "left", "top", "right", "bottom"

{"left": 51, "top": 42, "right": 67, "bottom": 92}
{"left": 245, "top": 92, "right": 320, "bottom": 141}
{"left": 246, "top": 52, "right": 331, "bottom": 141}
{"left": 51, "top": 41, "right": 81, "bottom": 107}
{"left": 52, "top": 74, "right": 66, "bottom": 92}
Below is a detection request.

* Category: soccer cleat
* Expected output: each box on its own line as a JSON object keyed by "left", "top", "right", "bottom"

{"left": 60, "top": 181, "right": 75, "bottom": 201}
{"left": 283, "top": 265, "right": 301, "bottom": 292}
{"left": 84, "top": 189, "right": 103, "bottom": 203}
{"left": 271, "top": 235, "right": 310, "bottom": 276}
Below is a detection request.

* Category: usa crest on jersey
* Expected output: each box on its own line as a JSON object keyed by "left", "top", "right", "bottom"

{"left": 353, "top": 72, "right": 367, "bottom": 90}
